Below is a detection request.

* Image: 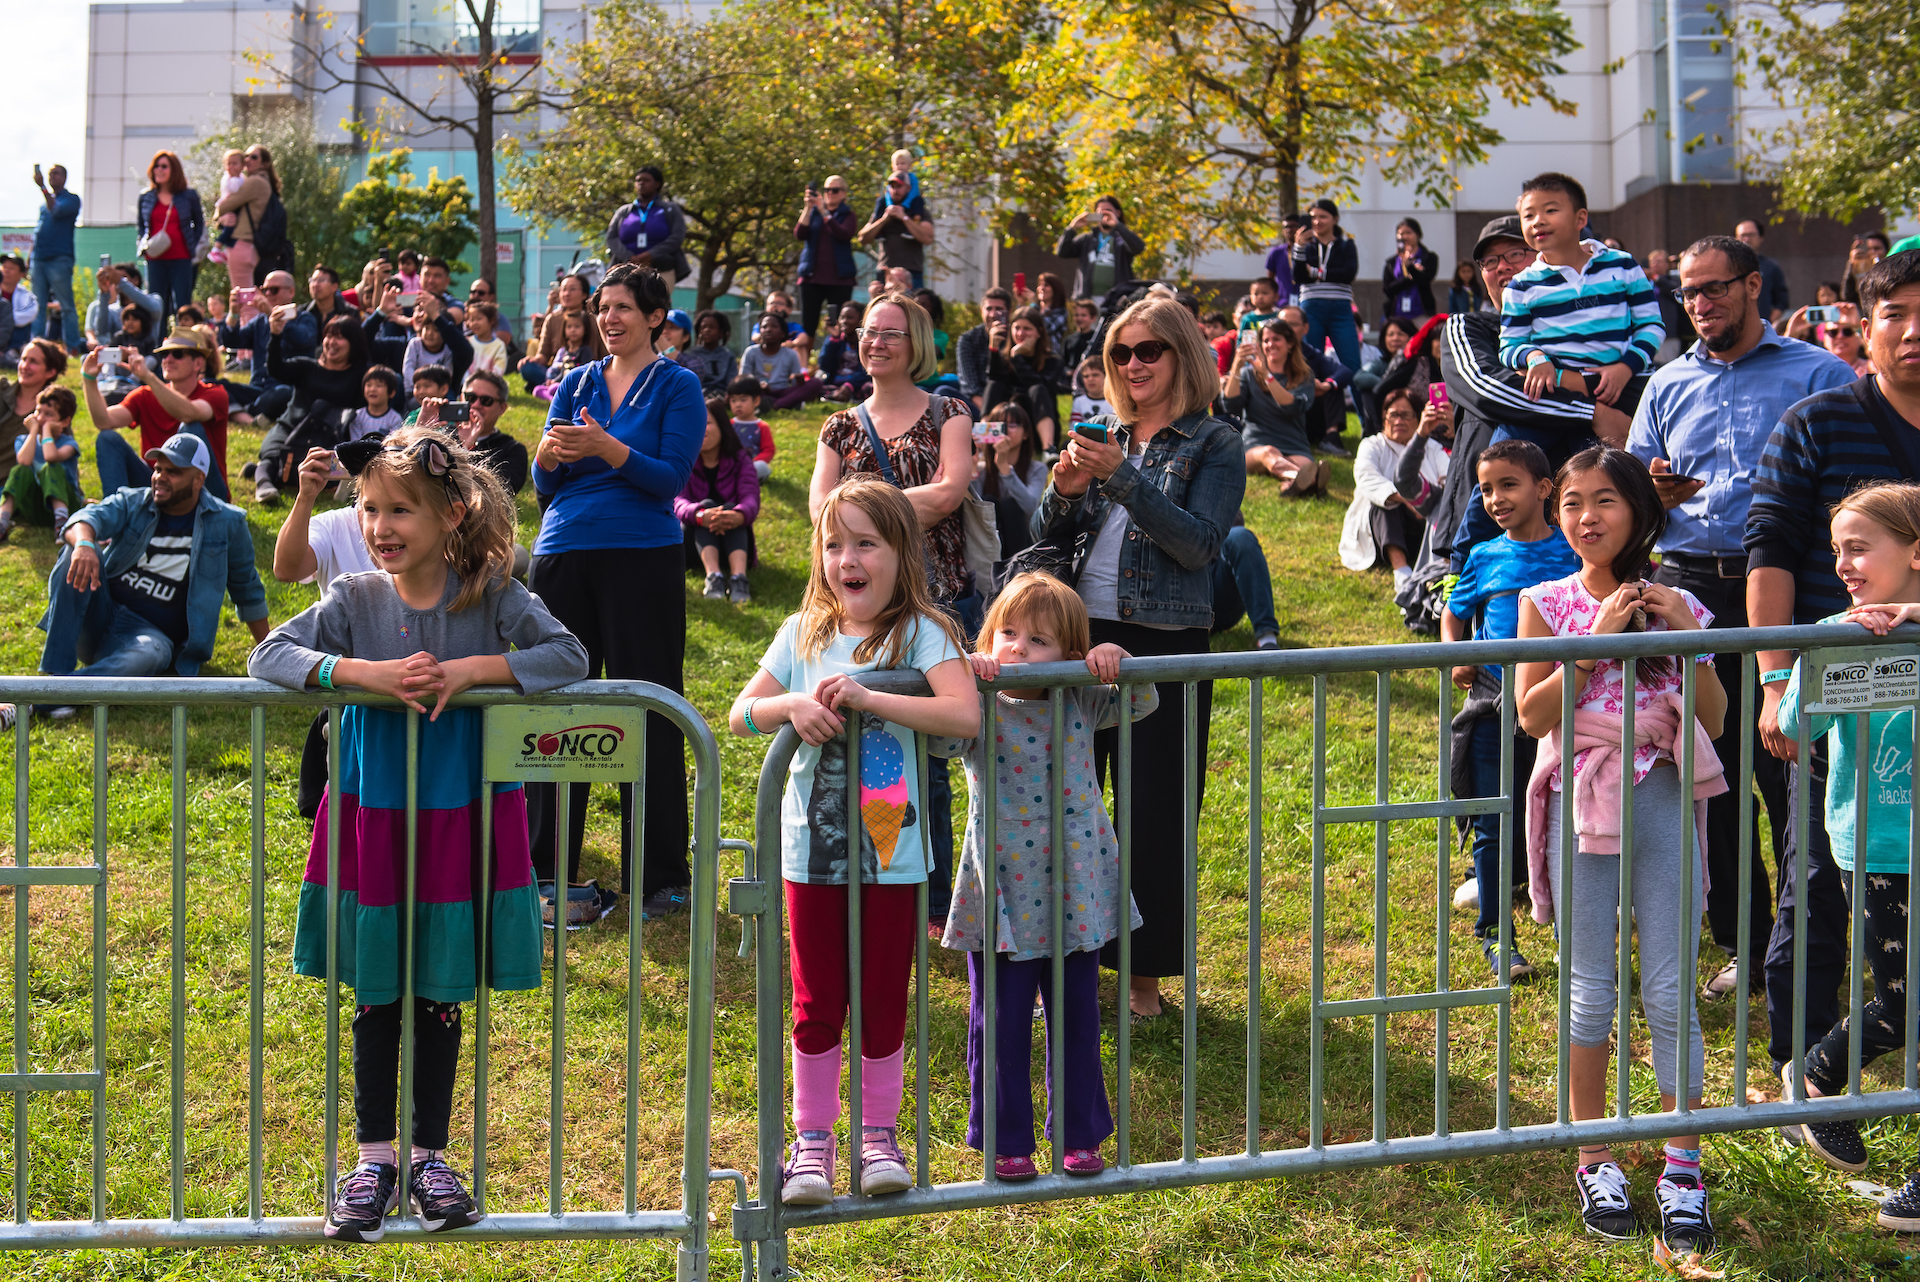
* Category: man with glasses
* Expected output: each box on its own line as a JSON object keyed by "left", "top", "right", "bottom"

{"left": 793, "top": 175, "right": 858, "bottom": 339}
{"left": 436, "top": 369, "right": 527, "bottom": 496}
{"left": 1628, "top": 234, "right": 1855, "bottom": 1014}
{"left": 605, "top": 166, "right": 692, "bottom": 290}
{"left": 464, "top": 277, "right": 514, "bottom": 343}
{"left": 954, "top": 285, "right": 1014, "bottom": 414}
{"left": 217, "top": 270, "right": 310, "bottom": 425}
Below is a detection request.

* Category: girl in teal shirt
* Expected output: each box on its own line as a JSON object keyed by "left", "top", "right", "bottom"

{"left": 1778, "top": 481, "right": 1920, "bottom": 1230}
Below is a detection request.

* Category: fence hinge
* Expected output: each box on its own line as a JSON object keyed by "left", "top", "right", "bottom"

{"left": 731, "top": 1199, "right": 774, "bottom": 1243}
{"left": 728, "top": 878, "right": 769, "bottom": 918}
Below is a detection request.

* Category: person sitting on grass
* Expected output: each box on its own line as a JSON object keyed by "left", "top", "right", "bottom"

{"left": 0, "top": 385, "right": 80, "bottom": 541}
{"left": 1225, "top": 317, "right": 1319, "bottom": 496}
{"left": 84, "top": 328, "right": 233, "bottom": 503}
{"left": 1439, "top": 437, "right": 1579, "bottom": 980}
{"left": 532, "top": 310, "right": 597, "bottom": 403}
{"left": 405, "top": 365, "right": 453, "bottom": 422}
{"left": 741, "top": 312, "right": 817, "bottom": 410}
{"left": 817, "top": 302, "right": 872, "bottom": 403}
{"left": 463, "top": 301, "right": 507, "bottom": 376}
{"left": 674, "top": 396, "right": 760, "bottom": 604}
{"left": 1069, "top": 357, "right": 1113, "bottom": 421}
{"left": 1340, "top": 387, "right": 1448, "bottom": 593}
{"left": 727, "top": 377, "right": 776, "bottom": 480}
{"left": 679, "top": 308, "right": 737, "bottom": 392}
{"left": 347, "top": 366, "right": 403, "bottom": 442}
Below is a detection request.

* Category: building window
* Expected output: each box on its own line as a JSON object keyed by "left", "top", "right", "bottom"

{"left": 1655, "top": 0, "right": 1736, "bottom": 183}
{"left": 362, "top": 0, "right": 542, "bottom": 60}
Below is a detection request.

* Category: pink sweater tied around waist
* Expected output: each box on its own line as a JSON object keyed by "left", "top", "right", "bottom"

{"left": 1524, "top": 691, "right": 1727, "bottom": 925}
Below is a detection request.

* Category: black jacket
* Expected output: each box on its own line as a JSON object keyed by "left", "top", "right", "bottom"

{"left": 1054, "top": 224, "right": 1146, "bottom": 299}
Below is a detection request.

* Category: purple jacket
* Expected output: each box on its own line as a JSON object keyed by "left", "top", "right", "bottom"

{"left": 673, "top": 448, "right": 762, "bottom": 525}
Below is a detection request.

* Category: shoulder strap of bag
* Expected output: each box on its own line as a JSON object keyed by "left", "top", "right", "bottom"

{"left": 854, "top": 402, "right": 901, "bottom": 488}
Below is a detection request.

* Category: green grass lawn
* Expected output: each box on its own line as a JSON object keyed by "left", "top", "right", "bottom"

{"left": 0, "top": 380, "right": 1913, "bottom": 1280}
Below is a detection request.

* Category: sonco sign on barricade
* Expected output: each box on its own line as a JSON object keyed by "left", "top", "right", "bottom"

{"left": 1810, "top": 646, "right": 1920, "bottom": 710}
{"left": 484, "top": 705, "right": 647, "bottom": 780}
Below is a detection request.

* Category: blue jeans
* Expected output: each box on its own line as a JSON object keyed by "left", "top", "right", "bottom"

{"left": 1463, "top": 711, "right": 1535, "bottom": 938}
{"left": 1302, "top": 297, "right": 1362, "bottom": 374}
{"left": 95, "top": 429, "right": 145, "bottom": 496}
{"left": 31, "top": 254, "right": 77, "bottom": 349}
{"left": 1208, "top": 526, "right": 1278, "bottom": 637}
{"left": 146, "top": 258, "right": 197, "bottom": 326}
{"left": 39, "top": 581, "right": 176, "bottom": 693}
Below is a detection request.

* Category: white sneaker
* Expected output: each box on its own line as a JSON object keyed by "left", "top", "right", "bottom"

{"left": 1452, "top": 878, "right": 1480, "bottom": 912}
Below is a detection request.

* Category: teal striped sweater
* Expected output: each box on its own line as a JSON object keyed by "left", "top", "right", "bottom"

{"left": 1498, "top": 239, "right": 1665, "bottom": 376}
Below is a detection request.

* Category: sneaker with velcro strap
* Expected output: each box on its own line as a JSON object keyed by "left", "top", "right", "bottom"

{"left": 1655, "top": 1172, "right": 1714, "bottom": 1255}
{"left": 781, "top": 1129, "right": 836, "bottom": 1206}
{"left": 1573, "top": 1161, "right": 1639, "bottom": 1240}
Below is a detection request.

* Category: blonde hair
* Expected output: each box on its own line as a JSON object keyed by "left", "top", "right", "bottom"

{"left": 1102, "top": 297, "right": 1220, "bottom": 421}
{"left": 864, "top": 293, "right": 940, "bottom": 383}
{"left": 797, "top": 476, "right": 965, "bottom": 667}
{"left": 355, "top": 423, "right": 517, "bottom": 612}
{"left": 978, "top": 573, "right": 1090, "bottom": 661}
{"left": 1832, "top": 481, "right": 1920, "bottom": 549}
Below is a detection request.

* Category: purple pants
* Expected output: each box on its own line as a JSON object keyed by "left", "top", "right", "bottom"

{"left": 965, "top": 948, "right": 1113, "bottom": 1157}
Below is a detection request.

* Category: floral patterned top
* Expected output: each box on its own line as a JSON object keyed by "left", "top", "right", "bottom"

{"left": 1520, "top": 571, "right": 1714, "bottom": 789}
{"left": 931, "top": 685, "right": 1157, "bottom": 961}
{"left": 821, "top": 396, "right": 971, "bottom": 602}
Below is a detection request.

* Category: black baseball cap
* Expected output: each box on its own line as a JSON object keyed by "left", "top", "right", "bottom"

{"left": 1473, "top": 215, "right": 1527, "bottom": 262}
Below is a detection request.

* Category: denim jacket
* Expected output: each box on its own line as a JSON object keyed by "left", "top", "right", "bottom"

{"left": 41, "top": 486, "right": 269, "bottom": 676}
{"left": 1030, "top": 410, "right": 1246, "bottom": 628}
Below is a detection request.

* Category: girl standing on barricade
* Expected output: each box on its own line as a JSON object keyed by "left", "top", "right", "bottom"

{"left": 1777, "top": 481, "right": 1920, "bottom": 1231}
{"left": 729, "top": 477, "right": 977, "bottom": 1206}
{"left": 1514, "top": 445, "right": 1726, "bottom": 1254}
{"left": 249, "top": 424, "right": 588, "bottom": 1242}
{"left": 932, "top": 571, "right": 1156, "bottom": 1179}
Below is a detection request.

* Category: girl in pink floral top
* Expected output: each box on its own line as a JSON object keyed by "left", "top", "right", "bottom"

{"left": 1513, "top": 447, "right": 1727, "bottom": 1252}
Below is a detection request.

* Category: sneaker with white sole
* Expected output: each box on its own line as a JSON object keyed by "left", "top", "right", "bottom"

{"left": 1573, "top": 1161, "right": 1638, "bottom": 1239}
{"left": 409, "top": 1158, "right": 482, "bottom": 1232}
{"left": 541, "top": 881, "right": 618, "bottom": 930}
{"left": 1781, "top": 1061, "right": 1869, "bottom": 1173}
{"left": 0, "top": 705, "right": 14, "bottom": 734}
{"left": 1700, "top": 956, "right": 1756, "bottom": 1000}
{"left": 729, "top": 574, "right": 752, "bottom": 605}
{"left": 781, "top": 1129, "right": 836, "bottom": 1206}
{"left": 324, "top": 1160, "right": 400, "bottom": 1242}
{"left": 859, "top": 1126, "right": 910, "bottom": 1195}
{"left": 1655, "top": 1172, "right": 1714, "bottom": 1254}
{"left": 702, "top": 572, "right": 727, "bottom": 599}
{"left": 1453, "top": 878, "right": 1480, "bottom": 912}
{"left": 1481, "top": 934, "right": 1534, "bottom": 982}
{"left": 1878, "top": 1170, "right": 1920, "bottom": 1232}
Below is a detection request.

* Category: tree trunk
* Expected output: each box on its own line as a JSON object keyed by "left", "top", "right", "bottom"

{"left": 474, "top": 1, "right": 499, "bottom": 288}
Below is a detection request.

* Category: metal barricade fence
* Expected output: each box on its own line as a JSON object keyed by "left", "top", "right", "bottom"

{"left": 0, "top": 676, "right": 729, "bottom": 1280}
{"left": 729, "top": 623, "right": 1920, "bottom": 1278}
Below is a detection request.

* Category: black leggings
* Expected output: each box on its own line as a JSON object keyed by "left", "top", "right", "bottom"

{"left": 691, "top": 525, "right": 751, "bottom": 558}
{"left": 526, "top": 545, "right": 690, "bottom": 894}
{"left": 1804, "top": 870, "right": 1911, "bottom": 1096}
{"left": 353, "top": 998, "right": 462, "bottom": 1148}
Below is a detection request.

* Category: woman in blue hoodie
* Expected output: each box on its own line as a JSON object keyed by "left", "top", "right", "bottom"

{"left": 530, "top": 261, "right": 706, "bottom": 925}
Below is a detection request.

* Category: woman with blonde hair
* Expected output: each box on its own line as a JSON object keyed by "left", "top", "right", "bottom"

{"left": 1035, "top": 295, "right": 1246, "bottom": 1017}
{"left": 137, "top": 150, "right": 204, "bottom": 323}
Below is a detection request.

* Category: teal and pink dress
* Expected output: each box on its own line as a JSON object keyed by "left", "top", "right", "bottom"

{"left": 249, "top": 569, "right": 590, "bottom": 1004}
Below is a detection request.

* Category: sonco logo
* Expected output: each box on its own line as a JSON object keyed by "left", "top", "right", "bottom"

{"left": 1880, "top": 658, "right": 1918, "bottom": 677}
{"left": 521, "top": 724, "right": 627, "bottom": 759}
{"left": 1833, "top": 664, "right": 1870, "bottom": 682}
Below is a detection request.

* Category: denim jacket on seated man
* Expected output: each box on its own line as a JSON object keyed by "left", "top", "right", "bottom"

{"left": 39, "top": 485, "right": 268, "bottom": 677}
{"left": 1030, "top": 410, "right": 1247, "bottom": 630}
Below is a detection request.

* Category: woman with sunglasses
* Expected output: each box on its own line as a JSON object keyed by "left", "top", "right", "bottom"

{"left": 1036, "top": 296, "right": 1247, "bottom": 1018}
{"left": 1822, "top": 318, "right": 1870, "bottom": 377}
{"left": 529, "top": 261, "right": 705, "bottom": 926}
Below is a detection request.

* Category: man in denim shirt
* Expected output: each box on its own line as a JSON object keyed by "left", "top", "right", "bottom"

{"left": 1628, "top": 233, "right": 1855, "bottom": 1026}
{"left": 30, "top": 164, "right": 80, "bottom": 350}
{"left": 20, "top": 434, "right": 268, "bottom": 720}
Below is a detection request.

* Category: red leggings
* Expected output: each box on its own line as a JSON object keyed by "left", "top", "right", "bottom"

{"left": 786, "top": 879, "right": 918, "bottom": 1057}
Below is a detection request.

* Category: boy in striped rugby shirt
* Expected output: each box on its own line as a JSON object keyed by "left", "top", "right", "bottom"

{"left": 1499, "top": 173, "right": 1664, "bottom": 416}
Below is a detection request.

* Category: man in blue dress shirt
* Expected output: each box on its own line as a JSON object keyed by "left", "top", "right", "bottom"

{"left": 1627, "top": 233, "right": 1856, "bottom": 1018}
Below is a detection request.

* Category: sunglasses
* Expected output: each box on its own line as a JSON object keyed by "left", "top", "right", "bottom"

{"left": 1828, "top": 328, "right": 1859, "bottom": 338}
{"left": 467, "top": 393, "right": 502, "bottom": 407}
{"left": 822, "top": 186, "right": 846, "bottom": 193}
{"left": 1109, "top": 339, "right": 1169, "bottom": 366}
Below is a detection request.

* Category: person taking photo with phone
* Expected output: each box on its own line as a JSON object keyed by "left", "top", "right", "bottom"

{"left": 1055, "top": 197, "right": 1144, "bottom": 303}
{"left": 794, "top": 176, "right": 859, "bottom": 341}
{"left": 30, "top": 163, "right": 81, "bottom": 349}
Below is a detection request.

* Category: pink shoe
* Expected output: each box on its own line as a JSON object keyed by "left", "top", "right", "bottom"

{"left": 1063, "top": 1148, "right": 1105, "bottom": 1176}
{"left": 994, "top": 1154, "right": 1038, "bottom": 1181}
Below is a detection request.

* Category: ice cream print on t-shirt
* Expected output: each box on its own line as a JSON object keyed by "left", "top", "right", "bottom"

{"left": 805, "top": 713, "right": 919, "bottom": 881}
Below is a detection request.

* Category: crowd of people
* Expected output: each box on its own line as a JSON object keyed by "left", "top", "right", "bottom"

{"left": 7, "top": 142, "right": 1920, "bottom": 1263}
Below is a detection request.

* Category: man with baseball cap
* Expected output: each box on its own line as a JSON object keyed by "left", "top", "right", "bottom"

{"left": 15, "top": 431, "right": 268, "bottom": 719}
{"left": 81, "top": 328, "right": 231, "bottom": 502}
{"left": 0, "top": 252, "right": 36, "bottom": 367}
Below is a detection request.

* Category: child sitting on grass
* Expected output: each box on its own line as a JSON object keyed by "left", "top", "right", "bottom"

{"left": 464, "top": 302, "right": 507, "bottom": 376}
{"left": 1069, "top": 358, "right": 1112, "bottom": 422}
{"left": 675, "top": 396, "right": 760, "bottom": 605}
{"left": 0, "top": 386, "right": 80, "bottom": 540}
{"left": 1440, "top": 438, "right": 1580, "bottom": 980}
{"left": 933, "top": 572, "right": 1155, "bottom": 1180}
{"left": 728, "top": 377, "right": 776, "bottom": 480}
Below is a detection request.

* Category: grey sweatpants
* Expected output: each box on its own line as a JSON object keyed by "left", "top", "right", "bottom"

{"left": 1546, "top": 763, "right": 1706, "bottom": 1100}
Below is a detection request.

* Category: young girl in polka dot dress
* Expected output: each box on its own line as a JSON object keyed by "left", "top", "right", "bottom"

{"left": 933, "top": 572, "right": 1157, "bottom": 1180}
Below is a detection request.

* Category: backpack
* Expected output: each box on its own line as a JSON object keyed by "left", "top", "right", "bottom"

{"left": 246, "top": 193, "right": 294, "bottom": 276}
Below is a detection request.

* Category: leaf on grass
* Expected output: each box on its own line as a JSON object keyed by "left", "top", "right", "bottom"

{"left": 1652, "top": 1237, "right": 1726, "bottom": 1277}
{"left": 1733, "top": 1214, "right": 1761, "bottom": 1246}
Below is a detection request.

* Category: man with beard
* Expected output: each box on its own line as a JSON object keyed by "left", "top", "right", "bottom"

{"left": 1629, "top": 235, "right": 1853, "bottom": 1017}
